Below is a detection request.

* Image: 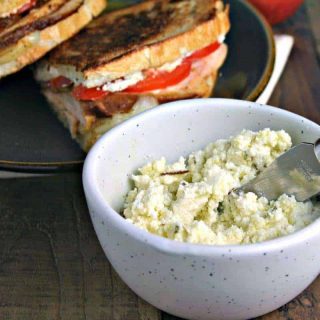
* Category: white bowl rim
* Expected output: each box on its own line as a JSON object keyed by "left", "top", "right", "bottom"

{"left": 83, "top": 98, "right": 320, "bottom": 256}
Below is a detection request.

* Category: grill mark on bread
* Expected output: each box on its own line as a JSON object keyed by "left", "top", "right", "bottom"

{"left": 0, "top": 0, "right": 55, "bottom": 32}
{"left": 0, "top": 0, "right": 82, "bottom": 49}
{"left": 0, "top": 16, "right": 19, "bottom": 33}
{"left": 87, "top": 4, "right": 173, "bottom": 70}
{"left": 0, "top": 0, "right": 49, "bottom": 32}
{"left": 46, "top": 0, "right": 221, "bottom": 72}
{"left": 49, "top": 2, "right": 175, "bottom": 71}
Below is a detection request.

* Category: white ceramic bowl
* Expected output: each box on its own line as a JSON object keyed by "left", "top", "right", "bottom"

{"left": 83, "top": 99, "right": 320, "bottom": 320}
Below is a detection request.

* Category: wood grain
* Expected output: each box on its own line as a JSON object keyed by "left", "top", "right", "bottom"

{"left": 0, "top": 174, "right": 161, "bottom": 320}
{"left": 0, "top": 2, "right": 320, "bottom": 320}
{"left": 305, "top": 0, "right": 320, "bottom": 59}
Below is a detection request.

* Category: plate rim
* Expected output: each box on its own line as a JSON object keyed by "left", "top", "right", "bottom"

{"left": 0, "top": 159, "right": 83, "bottom": 173}
{"left": 239, "top": 0, "right": 276, "bottom": 102}
{"left": 0, "top": 0, "right": 276, "bottom": 173}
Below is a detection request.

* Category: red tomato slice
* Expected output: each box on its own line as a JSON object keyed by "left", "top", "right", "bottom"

{"left": 49, "top": 76, "right": 73, "bottom": 90}
{"left": 17, "top": 0, "right": 37, "bottom": 15}
{"left": 125, "top": 61, "right": 191, "bottom": 93}
{"left": 68, "top": 41, "right": 221, "bottom": 99}
{"left": 125, "top": 41, "right": 219, "bottom": 93}
{"left": 72, "top": 84, "right": 109, "bottom": 101}
{"left": 185, "top": 41, "right": 221, "bottom": 63}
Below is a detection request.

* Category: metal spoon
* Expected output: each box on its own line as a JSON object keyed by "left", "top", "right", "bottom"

{"left": 236, "top": 139, "right": 320, "bottom": 202}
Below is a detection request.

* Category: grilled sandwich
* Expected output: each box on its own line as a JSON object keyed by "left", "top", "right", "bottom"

{"left": 0, "top": 0, "right": 107, "bottom": 78}
{"left": 35, "top": 0, "right": 230, "bottom": 151}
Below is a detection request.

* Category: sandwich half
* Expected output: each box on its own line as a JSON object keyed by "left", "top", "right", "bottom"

{"left": 35, "top": 0, "right": 230, "bottom": 151}
{"left": 0, "top": 0, "right": 107, "bottom": 78}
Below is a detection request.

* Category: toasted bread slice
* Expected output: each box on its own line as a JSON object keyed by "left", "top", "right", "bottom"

{"left": 0, "top": 0, "right": 67, "bottom": 40}
{"left": 36, "top": 0, "right": 230, "bottom": 88}
{"left": 0, "top": 0, "right": 107, "bottom": 79}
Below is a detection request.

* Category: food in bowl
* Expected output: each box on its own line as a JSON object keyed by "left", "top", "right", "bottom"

{"left": 84, "top": 99, "right": 320, "bottom": 320}
{"left": 124, "top": 129, "right": 320, "bottom": 245}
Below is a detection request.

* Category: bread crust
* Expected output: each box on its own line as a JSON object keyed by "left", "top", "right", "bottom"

{"left": 0, "top": 0, "right": 107, "bottom": 79}
{"left": 86, "top": 5, "right": 229, "bottom": 79}
{"left": 39, "top": 0, "right": 230, "bottom": 84}
{"left": 0, "top": 0, "right": 32, "bottom": 18}
{"left": 0, "top": 0, "right": 67, "bottom": 37}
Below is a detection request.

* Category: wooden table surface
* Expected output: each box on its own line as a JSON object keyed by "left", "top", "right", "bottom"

{"left": 1, "top": 1, "right": 320, "bottom": 319}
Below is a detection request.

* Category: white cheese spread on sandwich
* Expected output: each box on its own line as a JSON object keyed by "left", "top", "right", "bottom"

{"left": 158, "top": 58, "right": 184, "bottom": 73}
{"left": 102, "top": 71, "right": 144, "bottom": 92}
{"left": 100, "top": 58, "right": 185, "bottom": 92}
{"left": 99, "top": 35, "right": 226, "bottom": 93}
{"left": 36, "top": 34, "right": 227, "bottom": 92}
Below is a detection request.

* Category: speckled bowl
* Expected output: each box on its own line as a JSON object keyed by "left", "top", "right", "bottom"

{"left": 83, "top": 99, "right": 320, "bottom": 320}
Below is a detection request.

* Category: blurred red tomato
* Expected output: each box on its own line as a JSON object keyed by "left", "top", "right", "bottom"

{"left": 248, "top": 0, "right": 304, "bottom": 25}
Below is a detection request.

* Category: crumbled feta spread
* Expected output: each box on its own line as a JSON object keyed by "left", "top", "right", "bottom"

{"left": 123, "top": 129, "right": 320, "bottom": 245}
{"left": 218, "top": 34, "right": 226, "bottom": 43}
{"left": 37, "top": 35, "right": 227, "bottom": 90}
{"left": 102, "top": 71, "right": 144, "bottom": 92}
{"left": 100, "top": 34, "right": 227, "bottom": 91}
{"left": 158, "top": 58, "right": 184, "bottom": 72}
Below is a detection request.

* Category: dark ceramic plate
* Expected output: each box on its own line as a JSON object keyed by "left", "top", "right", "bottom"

{"left": 0, "top": 0, "right": 274, "bottom": 173}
